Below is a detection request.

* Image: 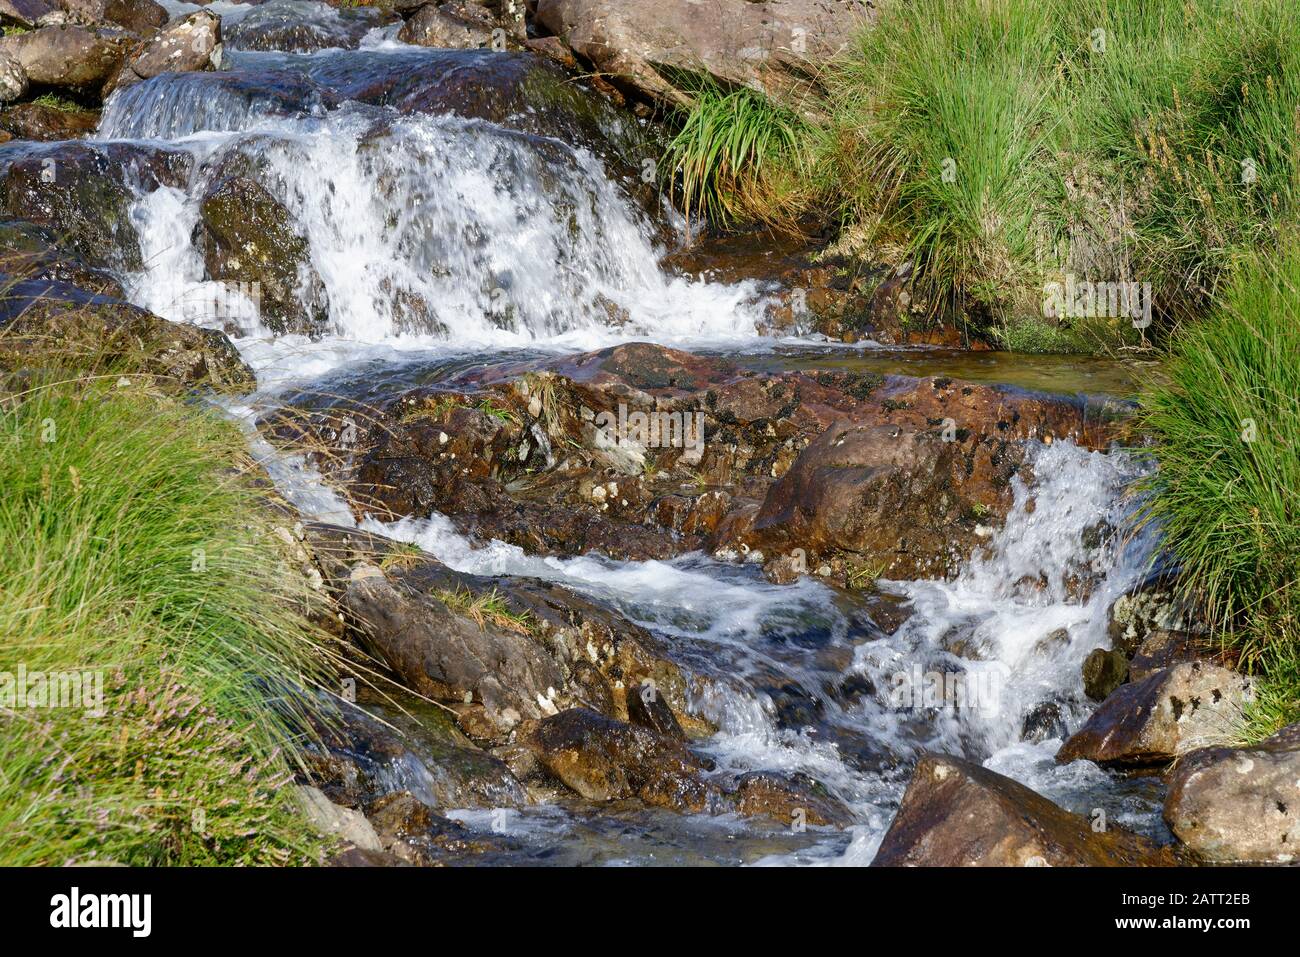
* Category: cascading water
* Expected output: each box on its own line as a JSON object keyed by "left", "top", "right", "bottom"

{"left": 88, "top": 27, "right": 1159, "bottom": 864}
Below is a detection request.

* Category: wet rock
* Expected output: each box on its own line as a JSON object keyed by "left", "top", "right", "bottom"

{"left": 0, "top": 139, "right": 192, "bottom": 269}
{"left": 227, "top": 0, "right": 390, "bottom": 53}
{"left": 363, "top": 790, "right": 518, "bottom": 865}
{"left": 1082, "top": 647, "right": 1128, "bottom": 702}
{"left": 296, "top": 784, "right": 383, "bottom": 851}
{"left": 873, "top": 753, "right": 1177, "bottom": 866}
{"left": 730, "top": 770, "right": 852, "bottom": 828}
{"left": 342, "top": 565, "right": 568, "bottom": 739}
{"left": 1057, "top": 662, "right": 1255, "bottom": 768}
{"left": 0, "top": 218, "right": 123, "bottom": 295}
{"left": 0, "top": 101, "right": 99, "bottom": 140}
{"left": 92, "top": 0, "right": 169, "bottom": 32}
{"left": 398, "top": 0, "right": 497, "bottom": 49}
{"left": 1164, "top": 722, "right": 1300, "bottom": 863}
{"left": 1020, "top": 701, "right": 1068, "bottom": 744}
{"left": 304, "top": 693, "right": 528, "bottom": 811}
{"left": 534, "top": 0, "right": 873, "bottom": 110}
{"left": 0, "top": 24, "right": 134, "bottom": 92}
{"left": 196, "top": 174, "right": 328, "bottom": 336}
{"left": 0, "top": 278, "right": 255, "bottom": 391}
{"left": 521, "top": 707, "right": 717, "bottom": 812}
{"left": 326, "top": 845, "right": 410, "bottom": 866}
{"left": 625, "top": 676, "right": 686, "bottom": 741}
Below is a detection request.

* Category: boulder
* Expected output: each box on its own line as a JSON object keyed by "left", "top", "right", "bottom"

{"left": 363, "top": 790, "right": 518, "bottom": 865}
{"left": 0, "top": 140, "right": 192, "bottom": 270}
{"left": 0, "top": 278, "right": 255, "bottom": 391}
{"left": 109, "top": 9, "right": 220, "bottom": 94}
{"left": 0, "top": 0, "right": 57, "bottom": 29}
{"left": 1082, "top": 647, "right": 1128, "bottom": 701}
{"left": 872, "top": 753, "right": 1177, "bottom": 866}
{"left": 1106, "top": 572, "right": 1201, "bottom": 656}
{"left": 729, "top": 770, "right": 852, "bottom": 828}
{"left": 0, "top": 218, "right": 122, "bottom": 295}
{"left": 226, "top": 0, "right": 389, "bottom": 53}
{"left": 60, "top": 0, "right": 169, "bottom": 32}
{"left": 0, "top": 24, "right": 134, "bottom": 91}
{"left": 296, "top": 784, "right": 383, "bottom": 851}
{"left": 521, "top": 707, "right": 718, "bottom": 812}
{"left": 1164, "top": 722, "right": 1300, "bottom": 863}
{"left": 1129, "top": 629, "right": 1215, "bottom": 683}
{"left": 0, "top": 51, "right": 27, "bottom": 104}
{"left": 534, "top": 0, "right": 873, "bottom": 110}
{"left": 398, "top": 1, "right": 498, "bottom": 49}
{"left": 196, "top": 174, "right": 328, "bottom": 336}
{"left": 1057, "top": 662, "right": 1255, "bottom": 767}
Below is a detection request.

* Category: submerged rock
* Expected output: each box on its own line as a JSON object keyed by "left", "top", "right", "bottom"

{"left": 521, "top": 707, "right": 717, "bottom": 812}
{"left": 1164, "top": 722, "right": 1300, "bottom": 863}
{"left": 226, "top": 0, "right": 391, "bottom": 53}
{"left": 1057, "top": 662, "right": 1255, "bottom": 768}
{"left": 873, "top": 753, "right": 1177, "bottom": 866}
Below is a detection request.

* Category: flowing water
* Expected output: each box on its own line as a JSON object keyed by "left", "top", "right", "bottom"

{"left": 87, "top": 16, "right": 1162, "bottom": 863}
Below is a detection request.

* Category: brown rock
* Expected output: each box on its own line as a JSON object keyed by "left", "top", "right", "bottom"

{"left": 1057, "top": 662, "right": 1255, "bottom": 768}
{"left": 1082, "top": 646, "right": 1128, "bottom": 701}
{"left": 731, "top": 770, "right": 852, "bottom": 828}
{"left": 1164, "top": 723, "right": 1300, "bottom": 863}
{"left": 0, "top": 101, "right": 98, "bottom": 140}
{"left": 873, "top": 753, "right": 1177, "bottom": 866}
{"left": 521, "top": 708, "right": 718, "bottom": 812}
{"left": 0, "top": 24, "right": 134, "bottom": 91}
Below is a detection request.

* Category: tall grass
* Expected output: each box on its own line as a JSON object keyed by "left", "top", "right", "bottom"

{"left": 666, "top": 0, "right": 1300, "bottom": 350}
{"left": 1137, "top": 248, "right": 1300, "bottom": 735}
{"left": 661, "top": 78, "right": 812, "bottom": 230}
{"left": 0, "top": 376, "right": 336, "bottom": 864}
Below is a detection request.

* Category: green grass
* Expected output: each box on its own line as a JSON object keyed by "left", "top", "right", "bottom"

{"left": 432, "top": 585, "right": 535, "bottom": 634}
{"left": 661, "top": 76, "right": 812, "bottom": 230}
{"left": 1136, "top": 248, "right": 1300, "bottom": 738}
{"left": 667, "top": 0, "right": 1300, "bottom": 350}
{"left": 29, "top": 93, "right": 91, "bottom": 114}
{"left": 0, "top": 376, "right": 337, "bottom": 865}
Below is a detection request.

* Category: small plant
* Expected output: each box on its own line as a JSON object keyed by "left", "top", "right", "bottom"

{"left": 433, "top": 585, "right": 535, "bottom": 634}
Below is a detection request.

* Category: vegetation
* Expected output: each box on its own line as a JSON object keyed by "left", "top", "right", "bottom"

{"left": 1137, "top": 249, "right": 1300, "bottom": 738}
{"left": 0, "top": 375, "right": 337, "bottom": 865}
{"left": 432, "top": 585, "right": 535, "bottom": 634}
{"left": 664, "top": 0, "right": 1300, "bottom": 350}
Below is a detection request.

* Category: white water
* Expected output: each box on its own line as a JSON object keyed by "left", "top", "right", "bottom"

{"left": 94, "top": 33, "right": 1158, "bottom": 863}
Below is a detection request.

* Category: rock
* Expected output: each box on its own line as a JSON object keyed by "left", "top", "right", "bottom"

{"left": 1082, "top": 647, "right": 1128, "bottom": 701}
{"left": 296, "top": 784, "right": 383, "bottom": 851}
{"left": 0, "top": 0, "right": 56, "bottom": 29}
{"left": 1057, "top": 662, "right": 1255, "bottom": 767}
{"left": 730, "top": 770, "right": 852, "bottom": 828}
{"left": 1106, "top": 572, "right": 1201, "bottom": 656}
{"left": 0, "top": 140, "right": 192, "bottom": 269}
{"left": 0, "top": 101, "right": 99, "bottom": 140}
{"left": 0, "top": 25, "right": 134, "bottom": 92}
{"left": 521, "top": 708, "right": 718, "bottom": 812}
{"left": 98, "top": 0, "right": 169, "bottom": 32}
{"left": 398, "top": 1, "right": 497, "bottom": 49}
{"left": 1129, "top": 629, "right": 1214, "bottom": 682}
{"left": 625, "top": 676, "right": 686, "bottom": 741}
{"left": 109, "top": 9, "right": 220, "bottom": 94}
{"left": 0, "top": 51, "right": 27, "bottom": 104}
{"left": 1164, "top": 722, "right": 1300, "bottom": 863}
{"left": 326, "top": 845, "right": 410, "bottom": 866}
{"left": 534, "top": 0, "right": 873, "bottom": 110}
{"left": 196, "top": 174, "right": 328, "bottom": 336}
{"left": 226, "top": 0, "right": 389, "bottom": 53}
{"left": 363, "top": 790, "right": 517, "bottom": 864}
{"left": 0, "top": 278, "right": 255, "bottom": 391}
{"left": 0, "top": 218, "right": 123, "bottom": 295}
{"left": 872, "top": 753, "right": 1177, "bottom": 866}
{"left": 1020, "top": 701, "right": 1068, "bottom": 743}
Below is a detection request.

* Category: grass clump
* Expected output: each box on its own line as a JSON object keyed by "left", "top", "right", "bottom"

{"left": 0, "top": 377, "right": 336, "bottom": 865}
{"left": 1136, "top": 249, "right": 1300, "bottom": 738}
{"left": 433, "top": 585, "right": 535, "bottom": 634}
{"left": 661, "top": 76, "right": 813, "bottom": 230}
